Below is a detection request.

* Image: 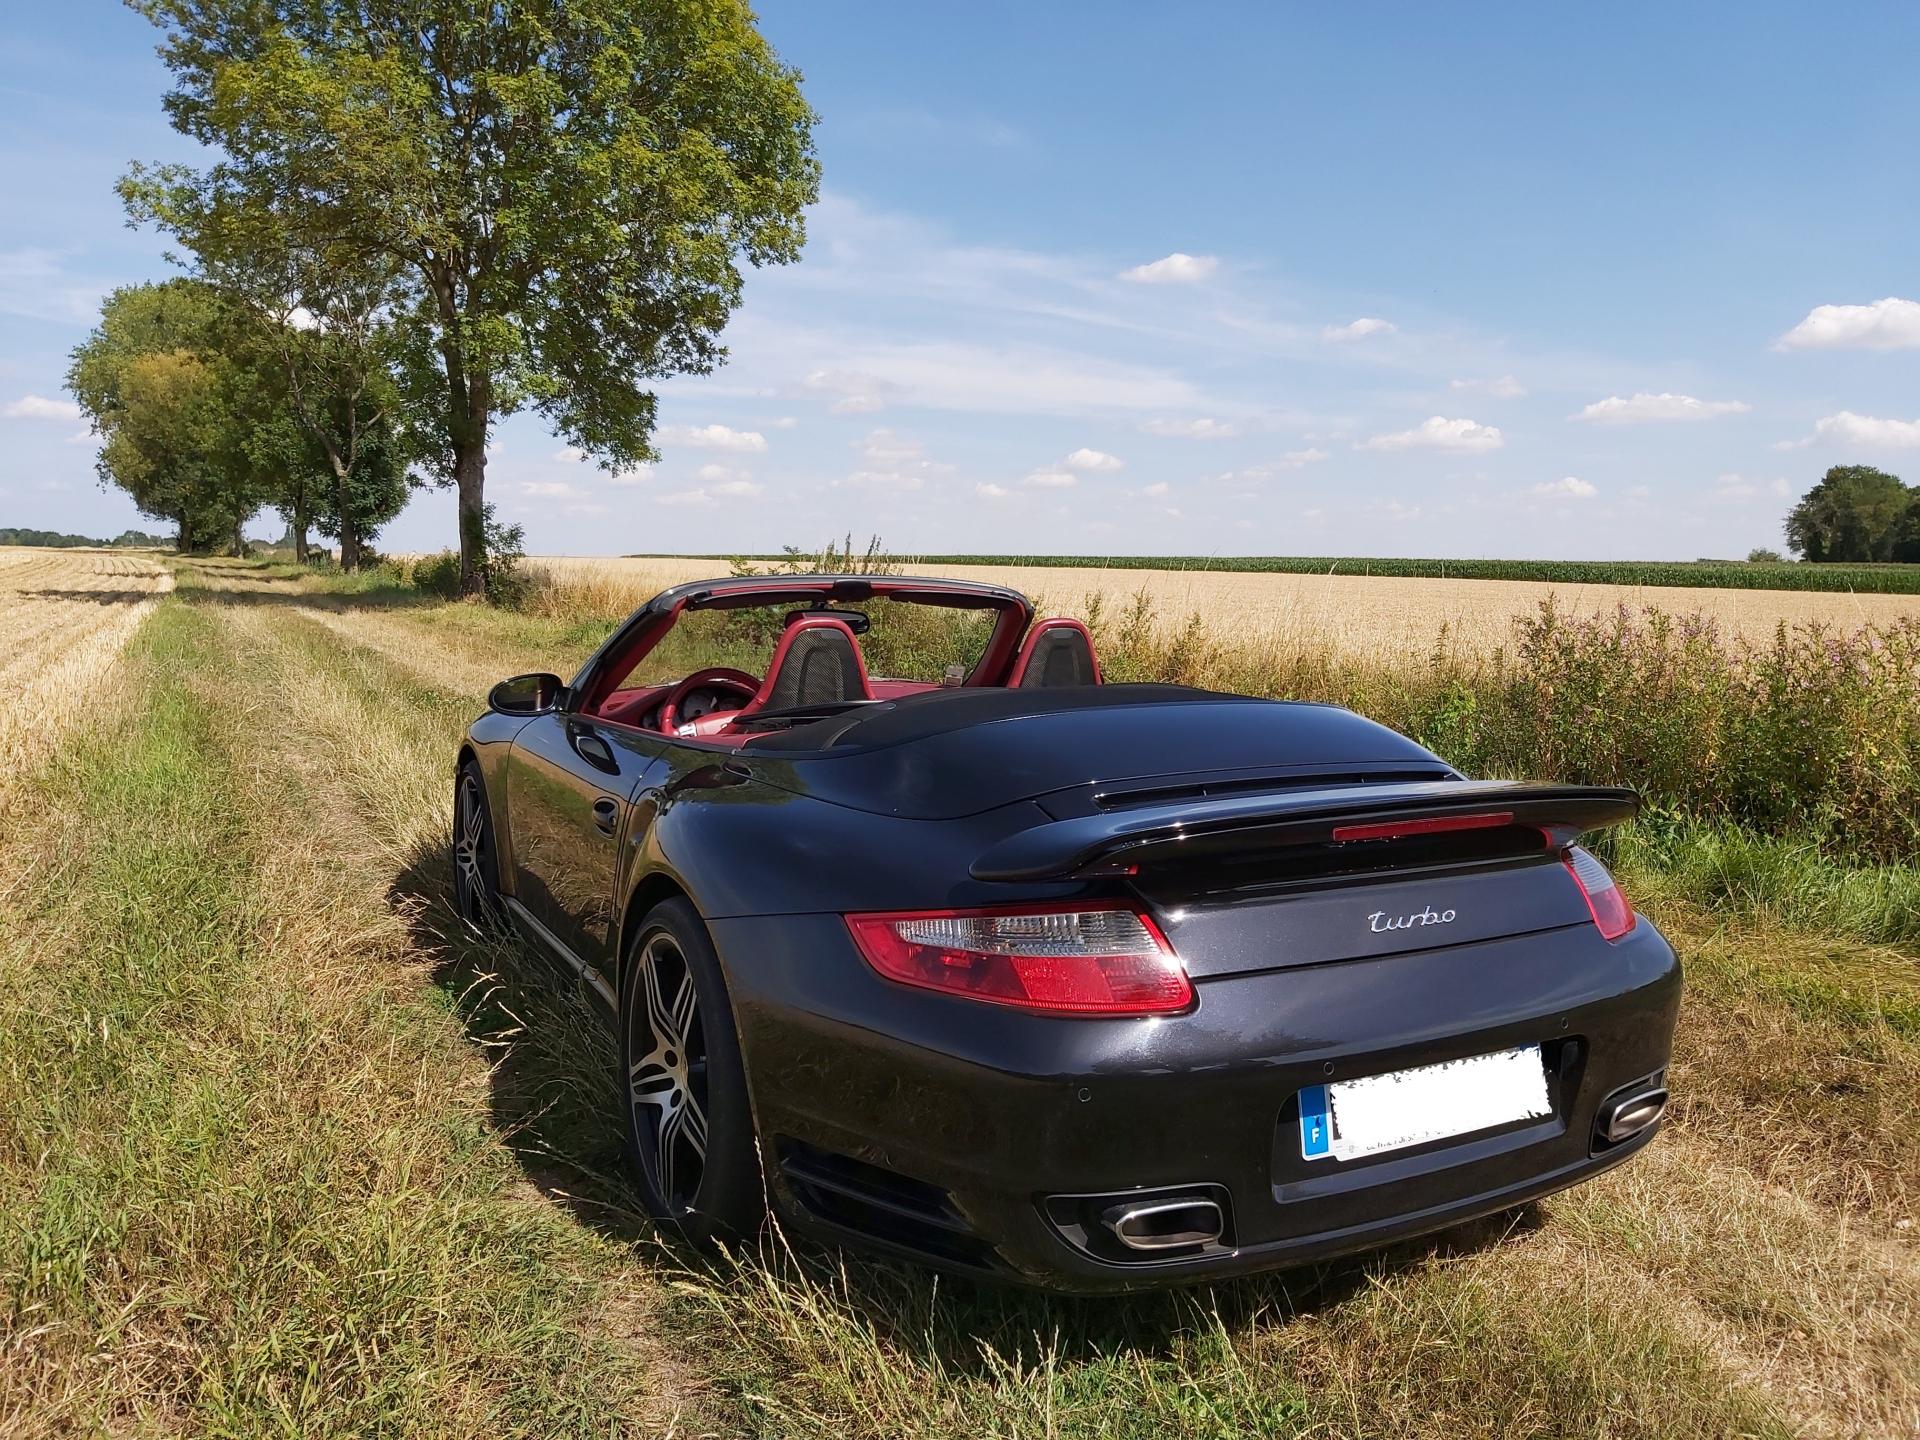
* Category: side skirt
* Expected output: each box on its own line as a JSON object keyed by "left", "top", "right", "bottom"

{"left": 504, "top": 896, "right": 619, "bottom": 1012}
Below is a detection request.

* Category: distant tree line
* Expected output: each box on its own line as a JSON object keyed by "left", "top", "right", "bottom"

{"left": 1784, "top": 465, "right": 1920, "bottom": 563}
{"left": 61, "top": 0, "right": 817, "bottom": 592}
{"left": 0, "top": 527, "right": 170, "bottom": 549}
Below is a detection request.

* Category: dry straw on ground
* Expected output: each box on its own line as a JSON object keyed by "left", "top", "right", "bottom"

{"left": 523, "top": 554, "right": 1920, "bottom": 657}
{"left": 0, "top": 547, "right": 171, "bottom": 812}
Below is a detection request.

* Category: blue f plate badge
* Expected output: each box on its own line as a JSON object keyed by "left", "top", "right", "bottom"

{"left": 1299, "top": 1084, "right": 1333, "bottom": 1158}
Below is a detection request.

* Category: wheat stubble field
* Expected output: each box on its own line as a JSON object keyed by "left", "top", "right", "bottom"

{"left": 0, "top": 548, "right": 1915, "bottom": 1438}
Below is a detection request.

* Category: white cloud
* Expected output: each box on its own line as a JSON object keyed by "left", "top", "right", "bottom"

{"left": 1712, "top": 473, "right": 1758, "bottom": 499}
{"left": 1785, "top": 410, "right": 1920, "bottom": 449}
{"left": 520, "top": 481, "right": 583, "bottom": 499}
{"left": 1776, "top": 297, "right": 1920, "bottom": 351}
{"left": 552, "top": 446, "right": 588, "bottom": 464}
{"left": 1063, "top": 446, "right": 1124, "bottom": 472}
{"left": 1279, "top": 447, "right": 1330, "bottom": 468}
{"left": 1532, "top": 476, "right": 1597, "bottom": 500}
{"left": 657, "top": 423, "right": 768, "bottom": 452}
{"left": 655, "top": 488, "right": 717, "bottom": 507}
{"left": 605, "top": 464, "right": 655, "bottom": 487}
{"left": 975, "top": 482, "right": 1010, "bottom": 500}
{"left": 1024, "top": 468, "right": 1078, "bottom": 489}
{"left": 711, "top": 478, "right": 763, "bottom": 498}
{"left": 772, "top": 416, "right": 799, "bottom": 429}
{"left": 4, "top": 394, "right": 81, "bottom": 421}
{"left": 1572, "top": 393, "right": 1751, "bottom": 423}
{"left": 1142, "top": 481, "right": 1170, "bottom": 498}
{"left": 1140, "top": 416, "right": 1238, "bottom": 439}
{"left": 1119, "top": 252, "right": 1219, "bottom": 284}
{"left": 1321, "top": 316, "right": 1397, "bottom": 343}
{"left": 1450, "top": 375, "right": 1528, "bottom": 398}
{"left": 804, "top": 368, "right": 896, "bottom": 415}
{"left": 1358, "top": 416, "right": 1505, "bottom": 452}
{"left": 836, "top": 428, "right": 952, "bottom": 491}
{"left": 696, "top": 462, "right": 750, "bottom": 484}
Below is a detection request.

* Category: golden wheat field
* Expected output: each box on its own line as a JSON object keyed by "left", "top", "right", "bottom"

{"left": 0, "top": 547, "right": 172, "bottom": 807}
{"left": 524, "top": 554, "right": 1920, "bottom": 656}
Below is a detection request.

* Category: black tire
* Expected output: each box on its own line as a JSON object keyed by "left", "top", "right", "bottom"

{"left": 620, "top": 896, "right": 763, "bottom": 1244}
{"left": 452, "top": 761, "right": 506, "bottom": 932}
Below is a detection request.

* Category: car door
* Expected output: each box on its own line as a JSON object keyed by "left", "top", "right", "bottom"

{"left": 506, "top": 707, "right": 667, "bottom": 979}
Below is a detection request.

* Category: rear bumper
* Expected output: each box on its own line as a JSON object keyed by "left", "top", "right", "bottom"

{"left": 713, "top": 912, "right": 1682, "bottom": 1293}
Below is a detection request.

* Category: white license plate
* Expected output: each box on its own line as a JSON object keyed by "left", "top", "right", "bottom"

{"left": 1299, "top": 1045, "right": 1550, "bottom": 1162}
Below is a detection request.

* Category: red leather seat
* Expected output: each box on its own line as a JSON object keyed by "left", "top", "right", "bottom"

{"left": 1008, "top": 617, "right": 1101, "bottom": 687}
{"left": 682, "top": 615, "right": 872, "bottom": 736}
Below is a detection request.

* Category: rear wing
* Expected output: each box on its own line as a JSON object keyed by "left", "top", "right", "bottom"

{"left": 970, "top": 779, "right": 1638, "bottom": 882}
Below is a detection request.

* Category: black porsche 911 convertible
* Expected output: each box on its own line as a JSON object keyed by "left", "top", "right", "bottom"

{"left": 452, "top": 573, "right": 1680, "bottom": 1292}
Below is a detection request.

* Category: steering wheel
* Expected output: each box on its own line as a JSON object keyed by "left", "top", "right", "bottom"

{"left": 657, "top": 667, "right": 760, "bottom": 734}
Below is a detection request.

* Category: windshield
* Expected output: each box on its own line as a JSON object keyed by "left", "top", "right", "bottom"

{"left": 605, "top": 596, "right": 1003, "bottom": 691}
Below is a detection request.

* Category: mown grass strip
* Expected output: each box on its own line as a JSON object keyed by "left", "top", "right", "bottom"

{"left": 0, "top": 594, "right": 664, "bottom": 1436}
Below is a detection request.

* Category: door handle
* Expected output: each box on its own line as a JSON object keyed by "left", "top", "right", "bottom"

{"left": 592, "top": 797, "right": 619, "bottom": 836}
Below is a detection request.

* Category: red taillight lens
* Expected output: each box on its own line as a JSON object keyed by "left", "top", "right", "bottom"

{"left": 845, "top": 904, "right": 1192, "bottom": 1016}
{"left": 1566, "top": 846, "right": 1635, "bottom": 940}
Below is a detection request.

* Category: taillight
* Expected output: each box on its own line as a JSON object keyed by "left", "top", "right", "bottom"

{"left": 844, "top": 904, "right": 1192, "bottom": 1016}
{"left": 1566, "top": 846, "right": 1635, "bottom": 940}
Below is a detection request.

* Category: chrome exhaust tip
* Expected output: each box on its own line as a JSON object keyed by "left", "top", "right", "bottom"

{"left": 1597, "top": 1087, "right": 1668, "bottom": 1144}
{"left": 1100, "top": 1196, "right": 1225, "bottom": 1253}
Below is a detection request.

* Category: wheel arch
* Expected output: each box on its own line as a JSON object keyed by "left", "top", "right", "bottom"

{"left": 617, "top": 870, "right": 695, "bottom": 1010}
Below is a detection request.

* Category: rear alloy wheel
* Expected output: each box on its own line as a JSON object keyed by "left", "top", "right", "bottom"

{"left": 452, "top": 763, "right": 504, "bottom": 931}
{"left": 621, "top": 898, "right": 761, "bottom": 1243}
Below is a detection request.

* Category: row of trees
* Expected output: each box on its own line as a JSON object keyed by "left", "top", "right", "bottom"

{"left": 1785, "top": 465, "right": 1920, "bottom": 563}
{"left": 69, "top": 0, "right": 818, "bottom": 590}
{"left": 70, "top": 278, "right": 409, "bottom": 561}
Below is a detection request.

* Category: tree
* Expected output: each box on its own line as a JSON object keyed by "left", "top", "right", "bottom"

{"left": 1746, "top": 547, "right": 1784, "bottom": 563}
{"left": 130, "top": 0, "right": 819, "bottom": 594}
{"left": 1784, "top": 465, "right": 1913, "bottom": 562}
{"left": 67, "top": 280, "right": 273, "bottom": 553}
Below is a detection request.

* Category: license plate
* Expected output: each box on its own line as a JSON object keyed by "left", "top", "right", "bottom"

{"left": 1299, "top": 1045, "right": 1550, "bottom": 1162}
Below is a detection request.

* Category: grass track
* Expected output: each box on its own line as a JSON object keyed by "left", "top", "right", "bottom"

{"left": 1, "top": 556, "right": 1915, "bottom": 1437}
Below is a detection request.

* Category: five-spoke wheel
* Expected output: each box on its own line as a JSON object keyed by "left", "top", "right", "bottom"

{"left": 627, "top": 931, "right": 711, "bottom": 1211}
{"left": 619, "top": 897, "right": 762, "bottom": 1242}
{"left": 452, "top": 763, "right": 502, "bottom": 929}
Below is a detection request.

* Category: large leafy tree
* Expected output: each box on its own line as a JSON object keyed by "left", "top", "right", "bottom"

{"left": 67, "top": 280, "right": 272, "bottom": 554}
{"left": 128, "top": 0, "right": 819, "bottom": 594}
{"left": 1784, "top": 464, "right": 1913, "bottom": 562}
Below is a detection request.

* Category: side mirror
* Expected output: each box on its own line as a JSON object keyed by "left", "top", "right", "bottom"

{"left": 488, "top": 672, "right": 565, "bottom": 717}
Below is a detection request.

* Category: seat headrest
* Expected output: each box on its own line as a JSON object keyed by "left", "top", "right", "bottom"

{"left": 1010, "top": 617, "right": 1101, "bottom": 688}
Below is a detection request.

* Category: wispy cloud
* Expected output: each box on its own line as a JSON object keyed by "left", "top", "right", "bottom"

{"left": 1572, "top": 393, "right": 1750, "bottom": 423}
{"left": 1321, "top": 317, "right": 1397, "bottom": 343}
{"left": 1119, "top": 252, "right": 1218, "bottom": 284}
{"left": 1532, "top": 476, "right": 1597, "bottom": 499}
{"left": 1140, "top": 416, "right": 1237, "bottom": 439}
{"left": 1776, "top": 297, "right": 1920, "bottom": 351}
{"left": 1062, "top": 446, "right": 1124, "bottom": 472}
{"left": 1450, "top": 375, "right": 1527, "bottom": 398}
{"left": 836, "top": 428, "right": 952, "bottom": 491}
{"left": 1358, "top": 416, "right": 1504, "bottom": 452}
{"left": 4, "top": 393, "right": 81, "bottom": 421}
{"left": 1779, "top": 410, "right": 1920, "bottom": 449}
{"left": 657, "top": 423, "right": 768, "bottom": 452}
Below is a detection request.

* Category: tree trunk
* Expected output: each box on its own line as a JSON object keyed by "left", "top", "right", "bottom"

{"left": 292, "top": 504, "right": 309, "bottom": 564}
{"left": 330, "top": 455, "right": 363, "bottom": 571}
{"left": 230, "top": 517, "right": 246, "bottom": 557}
{"left": 455, "top": 437, "right": 487, "bottom": 596}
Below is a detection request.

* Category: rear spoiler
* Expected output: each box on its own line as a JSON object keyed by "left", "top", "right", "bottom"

{"left": 970, "top": 779, "right": 1639, "bottom": 882}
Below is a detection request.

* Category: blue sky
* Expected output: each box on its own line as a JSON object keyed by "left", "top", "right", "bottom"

{"left": 5, "top": 3, "right": 1920, "bottom": 558}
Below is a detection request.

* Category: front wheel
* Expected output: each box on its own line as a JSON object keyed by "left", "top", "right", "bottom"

{"left": 620, "top": 897, "right": 763, "bottom": 1244}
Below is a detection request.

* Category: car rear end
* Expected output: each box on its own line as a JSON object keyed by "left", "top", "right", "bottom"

{"left": 708, "top": 695, "right": 1681, "bottom": 1290}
